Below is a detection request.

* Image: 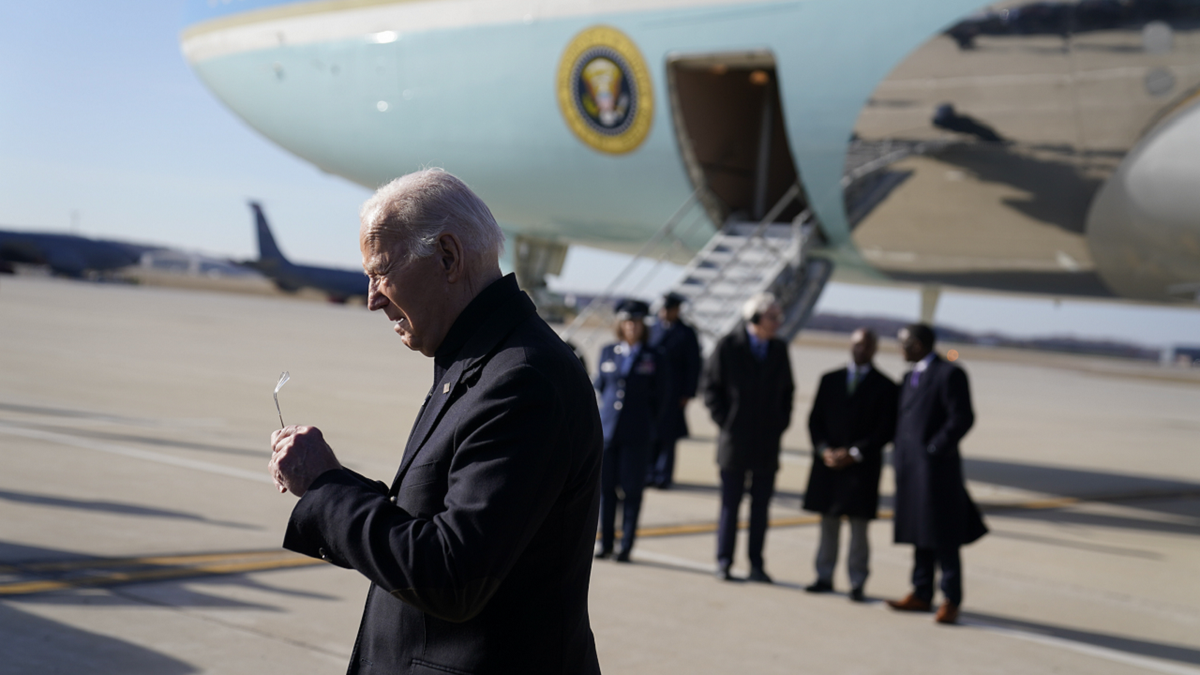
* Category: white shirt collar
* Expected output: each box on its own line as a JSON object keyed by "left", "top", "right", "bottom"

{"left": 848, "top": 362, "right": 872, "bottom": 374}
{"left": 914, "top": 353, "right": 936, "bottom": 372}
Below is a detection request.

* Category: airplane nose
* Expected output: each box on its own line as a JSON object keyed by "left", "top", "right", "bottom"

{"left": 1087, "top": 101, "right": 1200, "bottom": 302}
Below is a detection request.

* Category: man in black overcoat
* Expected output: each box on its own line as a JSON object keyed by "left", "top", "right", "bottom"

{"left": 887, "top": 323, "right": 987, "bottom": 625}
{"left": 268, "top": 169, "right": 603, "bottom": 674}
{"left": 802, "top": 328, "right": 898, "bottom": 601}
{"left": 703, "top": 293, "right": 794, "bottom": 583}
{"left": 646, "top": 292, "right": 701, "bottom": 489}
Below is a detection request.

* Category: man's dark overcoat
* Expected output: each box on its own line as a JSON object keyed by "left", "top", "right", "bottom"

{"left": 893, "top": 355, "right": 987, "bottom": 548}
{"left": 702, "top": 325, "right": 794, "bottom": 472}
{"left": 283, "top": 275, "right": 603, "bottom": 675}
{"left": 803, "top": 366, "right": 898, "bottom": 518}
{"left": 648, "top": 318, "right": 701, "bottom": 442}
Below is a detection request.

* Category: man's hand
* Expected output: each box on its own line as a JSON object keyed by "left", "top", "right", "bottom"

{"left": 822, "top": 448, "right": 839, "bottom": 468}
{"left": 269, "top": 426, "right": 342, "bottom": 497}
{"left": 823, "top": 447, "right": 853, "bottom": 470}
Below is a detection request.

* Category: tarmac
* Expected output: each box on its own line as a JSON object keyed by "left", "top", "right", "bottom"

{"left": 1, "top": 274, "right": 1198, "bottom": 674}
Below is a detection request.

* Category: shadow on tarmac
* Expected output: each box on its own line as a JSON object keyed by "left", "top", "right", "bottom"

{"left": 0, "top": 603, "right": 197, "bottom": 674}
{"left": 963, "top": 458, "right": 1200, "bottom": 502}
{"left": 0, "top": 489, "right": 261, "bottom": 530}
{"left": 1, "top": 542, "right": 338, "bottom": 607}
{"left": 984, "top": 529, "right": 1164, "bottom": 559}
{"left": 660, "top": 481, "right": 806, "bottom": 509}
{"left": 986, "top": 502, "right": 1200, "bottom": 538}
{"left": 963, "top": 610, "right": 1200, "bottom": 667}
{"left": 680, "top": 453, "right": 1200, "bottom": 539}
{"left": 1, "top": 419, "right": 266, "bottom": 459}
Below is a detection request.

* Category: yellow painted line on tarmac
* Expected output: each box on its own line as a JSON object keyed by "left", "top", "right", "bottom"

{"left": 0, "top": 550, "right": 299, "bottom": 575}
{"left": 620, "top": 487, "right": 1200, "bottom": 540}
{"left": 4, "top": 489, "right": 1196, "bottom": 597}
{"left": 0, "top": 550, "right": 325, "bottom": 597}
{"left": 625, "top": 513, "right": 848, "bottom": 540}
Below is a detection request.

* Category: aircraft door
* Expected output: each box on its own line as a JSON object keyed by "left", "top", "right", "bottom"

{"left": 667, "top": 53, "right": 807, "bottom": 227}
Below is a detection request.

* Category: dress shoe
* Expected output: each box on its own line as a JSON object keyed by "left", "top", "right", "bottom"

{"left": 615, "top": 550, "right": 632, "bottom": 563}
{"left": 804, "top": 580, "right": 833, "bottom": 593}
{"left": 747, "top": 567, "right": 773, "bottom": 584}
{"left": 886, "top": 593, "right": 932, "bottom": 612}
{"left": 715, "top": 564, "right": 735, "bottom": 581}
{"left": 593, "top": 547, "right": 612, "bottom": 560}
{"left": 849, "top": 587, "right": 866, "bottom": 603}
{"left": 935, "top": 601, "right": 959, "bottom": 624}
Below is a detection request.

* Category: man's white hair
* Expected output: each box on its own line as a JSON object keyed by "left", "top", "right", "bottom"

{"left": 360, "top": 168, "right": 505, "bottom": 263}
{"left": 742, "top": 292, "right": 779, "bottom": 321}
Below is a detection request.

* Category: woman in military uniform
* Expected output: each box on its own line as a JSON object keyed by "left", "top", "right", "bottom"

{"left": 594, "top": 299, "right": 664, "bottom": 562}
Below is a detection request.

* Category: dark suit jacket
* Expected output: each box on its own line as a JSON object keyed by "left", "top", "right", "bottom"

{"left": 594, "top": 341, "right": 663, "bottom": 447}
{"left": 893, "top": 355, "right": 987, "bottom": 548}
{"left": 648, "top": 318, "right": 701, "bottom": 442}
{"left": 283, "top": 275, "right": 603, "bottom": 675}
{"left": 803, "top": 366, "right": 898, "bottom": 518}
{"left": 702, "top": 325, "right": 794, "bottom": 473}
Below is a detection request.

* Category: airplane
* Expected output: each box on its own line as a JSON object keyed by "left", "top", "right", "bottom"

{"left": 179, "top": 0, "right": 1200, "bottom": 337}
{"left": 0, "top": 229, "right": 155, "bottom": 278}
{"left": 244, "top": 201, "right": 369, "bottom": 303}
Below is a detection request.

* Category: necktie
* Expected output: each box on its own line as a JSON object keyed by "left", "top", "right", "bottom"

{"left": 909, "top": 370, "right": 920, "bottom": 388}
{"left": 848, "top": 370, "right": 860, "bottom": 395}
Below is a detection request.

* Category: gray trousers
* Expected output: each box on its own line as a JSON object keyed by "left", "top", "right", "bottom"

{"left": 815, "top": 514, "right": 870, "bottom": 589}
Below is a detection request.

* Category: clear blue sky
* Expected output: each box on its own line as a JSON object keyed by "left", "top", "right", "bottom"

{"left": 2, "top": 1, "right": 1198, "bottom": 349}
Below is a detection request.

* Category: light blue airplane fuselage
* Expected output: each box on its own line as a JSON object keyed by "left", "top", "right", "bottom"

{"left": 181, "top": 0, "right": 1200, "bottom": 302}
{"left": 183, "top": 0, "right": 984, "bottom": 251}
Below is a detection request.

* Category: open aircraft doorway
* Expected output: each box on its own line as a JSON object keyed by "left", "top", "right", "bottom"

{"left": 667, "top": 52, "right": 807, "bottom": 228}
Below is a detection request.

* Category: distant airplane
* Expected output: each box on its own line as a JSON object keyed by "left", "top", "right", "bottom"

{"left": 0, "top": 230, "right": 154, "bottom": 277}
{"left": 245, "top": 202, "right": 368, "bottom": 303}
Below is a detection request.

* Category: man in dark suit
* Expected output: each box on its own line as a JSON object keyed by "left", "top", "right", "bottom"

{"left": 268, "top": 169, "right": 603, "bottom": 674}
{"left": 803, "top": 328, "right": 898, "bottom": 602}
{"left": 703, "top": 292, "right": 794, "bottom": 583}
{"left": 887, "top": 323, "right": 987, "bottom": 625}
{"left": 646, "top": 292, "right": 701, "bottom": 489}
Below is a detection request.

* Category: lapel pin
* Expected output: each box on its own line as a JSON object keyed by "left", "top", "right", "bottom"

{"left": 443, "top": 383, "right": 450, "bottom": 394}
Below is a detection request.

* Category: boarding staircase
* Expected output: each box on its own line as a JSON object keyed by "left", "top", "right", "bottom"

{"left": 560, "top": 183, "right": 830, "bottom": 354}
{"left": 558, "top": 138, "right": 940, "bottom": 354}
{"left": 670, "top": 187, "right": 831, "bottom": 349}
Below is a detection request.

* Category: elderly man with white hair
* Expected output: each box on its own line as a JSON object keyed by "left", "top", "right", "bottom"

{"left": 702, "top": 292, "right": 795, "bottom": 583}
{"left": 269, "top": 169, "right": 603, "bottom": 674}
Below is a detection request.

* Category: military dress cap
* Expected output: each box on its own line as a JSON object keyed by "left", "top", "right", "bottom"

{"left": 662, "top": 292, "right": 687, "bottom": 309}
{"left": 614, "top": 298, "right": 650, "bottom": 320}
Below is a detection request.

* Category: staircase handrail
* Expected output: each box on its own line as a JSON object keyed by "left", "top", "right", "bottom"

{"left": 680, "top": 183, "right": 804, "bottom": 310}
{"left": 559, "top": 190, "right": 703, "bottom": 342}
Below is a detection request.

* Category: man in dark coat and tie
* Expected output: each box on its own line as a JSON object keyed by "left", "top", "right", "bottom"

{"left": 703, "top": 292, "right": 794, "bottom": 583}
{"left": 887, "top": 323, "right": 987, "bottom": 625}
{"left": 646, "top": 292, "right": 702, "bottom": 489}
{"left": 803, "top": 328, "right": 898, "bottom": 601}
{"left": 268, "top": 169, "right": 603, "bottom": 674}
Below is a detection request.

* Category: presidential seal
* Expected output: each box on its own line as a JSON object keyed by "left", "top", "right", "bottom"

{"left": 556, "top": 26, "right": 653, "bottom": 154}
